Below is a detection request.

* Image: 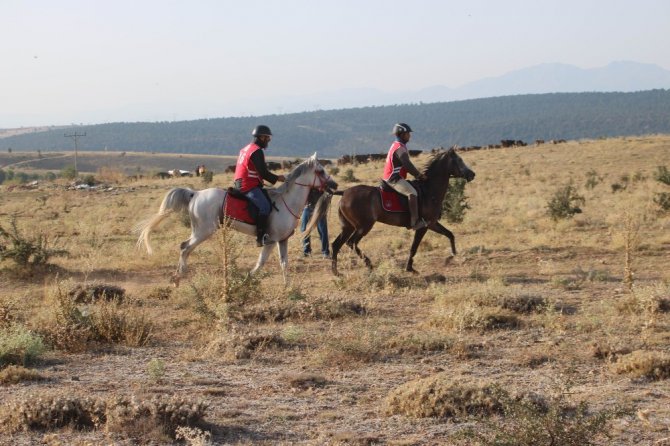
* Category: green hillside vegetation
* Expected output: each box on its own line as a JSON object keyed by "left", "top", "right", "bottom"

{"left": 2, "top": 90, "right": 670, "bottom": 158}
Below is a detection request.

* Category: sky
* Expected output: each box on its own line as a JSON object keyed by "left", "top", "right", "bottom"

{"left": 1, "top": 0, "right": 669, "bottom": 128}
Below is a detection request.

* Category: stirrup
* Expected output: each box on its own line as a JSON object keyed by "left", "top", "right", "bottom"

{"left": 261, "top": 234, "right": 272, "bottom": 246}
{"left": 411, "top": 218, "right": 427, "bottom": 230}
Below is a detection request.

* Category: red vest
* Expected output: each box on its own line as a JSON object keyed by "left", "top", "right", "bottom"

{"left": 383, "top": 141, "right": 408, "bottom": 180}
{"left": 234, "top": 143, "right": 263, "bottom": 192}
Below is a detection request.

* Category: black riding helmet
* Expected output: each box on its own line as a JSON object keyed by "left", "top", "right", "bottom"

{"left": 252, "top": 125, "right": 272, "bottom": 137}
{"left": 393, "top": 123, "right": 413, "bottom": 135}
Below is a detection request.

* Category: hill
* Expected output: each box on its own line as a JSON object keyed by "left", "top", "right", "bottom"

{"left": 2, "top": 90, "right": 670, "bottom": 158}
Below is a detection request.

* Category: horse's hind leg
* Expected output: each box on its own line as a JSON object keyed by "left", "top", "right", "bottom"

{"left": 348, "top": 231, "right": 372, "bottom": 270}
{"left": 174, "top": 225, "right": 216, "bottom": 286}
{"left": 331, "top": 225, "right": 355, "bottom": 276}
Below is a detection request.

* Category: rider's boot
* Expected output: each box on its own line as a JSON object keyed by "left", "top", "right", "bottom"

{"left": 255, "top": 214, "right": 269, "bottom": 247}
{"left": 408, "top": 195, "right": 426, "bottom": 230}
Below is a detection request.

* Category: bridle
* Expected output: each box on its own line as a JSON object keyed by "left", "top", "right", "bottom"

{"left": 280, "top": 165, "right": 331, "bottom": 220}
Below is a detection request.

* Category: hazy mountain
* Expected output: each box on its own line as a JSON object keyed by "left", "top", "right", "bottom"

{"left": 269, "top": 61, "right": 670, "bottom": 113}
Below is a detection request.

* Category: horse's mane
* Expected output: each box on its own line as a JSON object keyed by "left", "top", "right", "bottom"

{"left": 273, "top": 156, "right": 318, "bottom": 195}
{"left": 422, "top": 147, "right": 455, "bottom": 177}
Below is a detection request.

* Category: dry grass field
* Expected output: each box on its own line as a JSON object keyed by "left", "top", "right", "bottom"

{"left": 1, "top": 135, "right": 669, "bottom": 445}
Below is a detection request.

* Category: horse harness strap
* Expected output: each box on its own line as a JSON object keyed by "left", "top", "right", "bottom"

{"left": 281, "top": 170, "right": 329, "bottom": 220}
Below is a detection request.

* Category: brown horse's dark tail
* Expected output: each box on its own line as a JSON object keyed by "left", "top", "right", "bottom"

{"left": 300, "top": 192, "right": 332, "bottom": 238}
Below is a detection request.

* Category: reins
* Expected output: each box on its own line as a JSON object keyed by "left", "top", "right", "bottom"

{"left": 279, "top": 168, "right": 329, "bottom": 220}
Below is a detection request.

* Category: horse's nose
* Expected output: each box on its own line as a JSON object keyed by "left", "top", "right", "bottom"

{"left": 466, "top": 170, "right": 476, "bottom": 182}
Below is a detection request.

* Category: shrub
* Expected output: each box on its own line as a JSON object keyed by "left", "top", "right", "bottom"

{"left": 0, "top": 324, "right": 46, "bottom": 367}
{"left": 653, "top": 165, "right": 670, "bottom": 185}
{"left": 612, "top": 350, "right": 670, "bottom": 380}
{"left": 468, "top": 391, "right": 629, "bottom": 446}
{"left": 82, "top": 174, "right": 96, "bottom": 186}
{"left": 201, "top": 170, "right": 214, "bottom": 184}
{"left": 0, "top": 365, "right": 45, "bottom": 385}
{"left": 546, "top": 183, "right": 585, "bottom": 221}
{"left": 584, "top": 169, "right": 603, "bottom": 189}
{"left": 442, "top": 177, "right": 470, "bottom": 223}
{"left": 341, "top": 168, "right": 359, "bottom": 182}
{"left": 0, "top": 216, "right": 68, "bottom": 271}
{"left": 654, "top": 192, "right": 670, "bottom": 212}
{"left": 384, "top": 374, "right": 506, "bottom": 418}
{"left": 60, "top": 165, "right": 77, "bottom": 180}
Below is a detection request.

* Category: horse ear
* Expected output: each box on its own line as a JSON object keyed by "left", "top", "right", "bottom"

{"left": 311, "top": 152, "right": 317, "bottom": 160}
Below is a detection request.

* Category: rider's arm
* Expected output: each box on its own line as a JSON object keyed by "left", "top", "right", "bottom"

{"left": 396, "top": 150, "right": 422, "bottom": 179}
{"left": 250, "top": 149, "right": 279, "bottom": 184}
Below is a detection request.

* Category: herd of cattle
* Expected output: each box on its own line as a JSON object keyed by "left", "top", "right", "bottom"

{"left": 153, "top": 138, "right": 568, "bottom": 177}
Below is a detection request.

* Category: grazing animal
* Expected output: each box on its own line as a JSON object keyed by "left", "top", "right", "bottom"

{"left": 136, "top": 154, "right": 336, "bottom": 285}
{"left": 322, "top": 148, "right": 475, "bottom": 275}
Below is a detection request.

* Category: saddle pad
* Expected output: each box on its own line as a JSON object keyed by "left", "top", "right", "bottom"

{"left": 222, "top": 194, "right": 255, "bottom": 224}
{"left": 379, "top": 188, "right": 407, "bottom": 213}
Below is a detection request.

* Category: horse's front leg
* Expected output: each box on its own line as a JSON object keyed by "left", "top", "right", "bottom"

{"left": 427, "top": 221, "right": 457, "bottom": 264}
{"left": 251, "top": 243, "right": 275, "bottom": 276}
{"left": 406, "top": 227, "right": 428, "bottom": 273}
{"left": 277, "top": 239, "right": 289, "bottom": 285}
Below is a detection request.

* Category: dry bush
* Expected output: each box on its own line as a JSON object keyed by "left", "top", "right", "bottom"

{"left": 384, "top": 373, "right": 506, "bottom": 418}
{"left": 38, "top": 281, "right": 152, "bottom": 351}
{"left": 281, "top": 372, "right": 328, "bottom": 390}
{"left": 67, "top": 283, "right": 126, "bottom": 304}
{"left": 206, "top": 327, "right": 286, "bottom": 361}
{"left": 384, "top": 330, "right": 455, "bottom": 355}
{"left": 0, "top": 364, "right": 45, "bottom": 385}
{"left": 0, "top": 392, "right": 208, "bottom": 440}
{"left": 500, "top": 294, "right": 548, "bottom": 314}
{"left": 310, "top": 320, "right": 388, "bottom": 367}
{"left": 232, "top": 295, "right": 366, "bottom": 323}
{"left": 611, "top": 350, "right": 670, "bottom": 380}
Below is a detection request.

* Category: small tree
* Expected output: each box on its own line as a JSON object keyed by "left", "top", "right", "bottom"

{"left": 442, "top": 178, "right": 470, "bottom": 223}
{"left": 60, "top": 165, "right": 77, "bottom": 180}
{"left": 201, "top": 170, "right": 214, "bottom": 185}
{"left": 0, "top": 217, "right": 68, "bottom": 271}
{"left": 547, "top": 183, "right": 585, "bottom": 221}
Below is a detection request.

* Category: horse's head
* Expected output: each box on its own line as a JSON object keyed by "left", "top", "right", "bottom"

{"left": 424, "top": 148, "right": 475, "bottom": 184}
{"left": 448, "top": 148, "right": 476, "bottom": 182}
{"left": 281, "top": 152, "right": 337, "bottom": 193}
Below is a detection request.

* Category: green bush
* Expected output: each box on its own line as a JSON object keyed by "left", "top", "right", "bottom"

{"left": 584, "top": 169, "right": 603, "bottom": 189}
{"left": 654, "top": 165, "right": 670, "bottom": 186}
{"left": 201, "top": 170, "right": 214, "bottom": 185}
{"left": 60, "top": 165, "right": 77, "bottom": 180}
{"left": 547, "top": 183, "right": 585, "bottom": 221}
{"left": 654, "top": 192, "right": 670, "bottom": 212}
{"left": 341, "top": 168, "right": 359, "bottom": 182}
{"left": 0, "top": 217, "right": 68, "bottom": 271}
{"left": 442, "top": 178, "right": 470, "bottom": 223}
{"left": 0, "top": 324, "right": 46, "bottom": 367}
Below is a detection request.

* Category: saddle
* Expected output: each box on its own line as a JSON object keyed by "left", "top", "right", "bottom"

{"left": 220, "top": 188, "right": 272, "bottom": 225}
{"left": 378, "top": 180, "right": 424, "bottom": 213}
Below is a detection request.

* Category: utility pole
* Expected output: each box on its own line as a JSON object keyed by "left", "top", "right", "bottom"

{"left": 64, "top": 132, "right": 86, "bottom": 177}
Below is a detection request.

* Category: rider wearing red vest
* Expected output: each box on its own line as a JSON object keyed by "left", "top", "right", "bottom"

{"left": 234, "top": 125, "right": 285, "bottom": 246}
{"left": 383, "top": 123, "right": 427, "bottom": 230}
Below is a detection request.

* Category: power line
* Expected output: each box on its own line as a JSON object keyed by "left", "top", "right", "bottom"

{"left": 64, "top": 132, "right": 86, "bottom": 177}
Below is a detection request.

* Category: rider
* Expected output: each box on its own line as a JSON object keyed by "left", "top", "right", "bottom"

{"left": 234, "top": 125, "right": 286, "bottom": 246}
{"left": 382, "top": 123, "right": 428, "bottom": 230}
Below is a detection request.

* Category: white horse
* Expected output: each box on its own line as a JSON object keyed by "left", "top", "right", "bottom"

{"left": 136, "top": 153, "right": 335, "bottom": 285}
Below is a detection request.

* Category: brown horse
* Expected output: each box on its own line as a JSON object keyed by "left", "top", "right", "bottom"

{"left": 327, "top": 148, "right": 475, "bottom": 275}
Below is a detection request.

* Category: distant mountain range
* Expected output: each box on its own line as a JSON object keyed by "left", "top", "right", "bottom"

{"left": 248, "top": 61, "right": 670, "bottom": 115}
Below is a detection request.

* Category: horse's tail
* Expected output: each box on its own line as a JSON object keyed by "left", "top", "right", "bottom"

{"left": 301, "top": 192, "right": 332, "bottom": 238}
{"left": 135, "top": 187, "right": 196, "bottom": 255}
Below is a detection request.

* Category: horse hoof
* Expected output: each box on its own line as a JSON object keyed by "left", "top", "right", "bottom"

{"left": 444, "top": 256, "right": 454, "bottom": 266}
{"left": 171, "top": 274, "right": 181, "bottom": 288}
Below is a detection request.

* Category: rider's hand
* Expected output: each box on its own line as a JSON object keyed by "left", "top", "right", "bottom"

{"left": 277, "top": 174, "right": 286, "bottom": 182}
